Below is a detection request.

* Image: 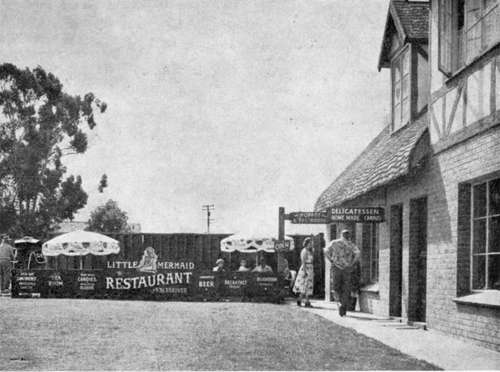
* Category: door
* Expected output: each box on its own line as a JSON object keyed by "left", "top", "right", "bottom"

{"left": 329, "top": 224, "right": 337, "bottom": 241}
{"left": 389, "top": 204, "right": 403, "bottom": 317}
{"left": 312, "top": 233, "right": 325, "bottom": 298}
{"left": 409, "top": 197, "right": 427, "bottom": 322}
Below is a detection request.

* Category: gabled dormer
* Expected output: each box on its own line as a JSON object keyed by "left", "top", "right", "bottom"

{"left": 378, "top": 0, "right": 430, "bottom": 133}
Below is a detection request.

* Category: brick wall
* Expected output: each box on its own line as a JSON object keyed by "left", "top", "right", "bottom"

{"left": 425, "top": 126, "right": 500, "bottom": 351}
{"left": 337, "top": 125, "right": 500, "bottom": 350}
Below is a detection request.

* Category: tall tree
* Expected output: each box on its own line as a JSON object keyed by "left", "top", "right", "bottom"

{"left": 87, "top": 199, "right": 130, "bottom": 233}
{"left": 98, "top": 174, "right": 108, "bottom": 193}
{"left": 0, "top": 63, "right": 107, "bottom": 237}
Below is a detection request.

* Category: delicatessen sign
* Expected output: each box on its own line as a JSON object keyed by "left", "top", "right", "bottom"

{"left": 286, "top": 207, "right": 385, "bottom": 224}
{"left": 329, "top": 207, "right": 385, "bottom": 222}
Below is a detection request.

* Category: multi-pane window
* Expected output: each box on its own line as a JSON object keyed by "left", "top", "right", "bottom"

{"left": 392, "top": 47, "right": 410, "bottom": 132}
{"left": 471, "top": 177, "right": 500, "bottom": 290}
{"left": 362, "top": 223, "right": 379, "bottom": 283}
{"left": 465, "top": 0, "right": 500, "bottom": 64}
{"left": 439, "top": 0, "right": 500, "bottom": 75}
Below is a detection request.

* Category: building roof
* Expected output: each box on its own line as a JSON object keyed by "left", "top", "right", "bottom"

{"left": 378, "top": 0, "right": 429, "bottom": 70}
{"left": 392, "top": 1, "right": 429, "bottom": 39}
{"left": 314, "top": 115, "right": 429, "bottom": 212}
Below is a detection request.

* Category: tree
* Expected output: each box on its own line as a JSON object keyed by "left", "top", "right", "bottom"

{"left": 87, "top": 199, "right": 130, "bottom": 233}
{"left": 0, "top": 63, "right": 107, "bottom": 237}
{"left": 98, "top": 174, "right": 108, "bottom": 193}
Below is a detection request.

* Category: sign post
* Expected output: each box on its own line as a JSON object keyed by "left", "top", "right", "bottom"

{"left": 277, "top": 207, "right": 286, "bottom": 273}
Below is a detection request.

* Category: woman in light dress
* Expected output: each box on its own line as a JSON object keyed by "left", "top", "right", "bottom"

{"left": 292, "top": 237, "right": 314, "bottom": 307}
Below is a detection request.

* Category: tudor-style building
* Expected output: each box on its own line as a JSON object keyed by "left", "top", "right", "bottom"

{"left": 315, "top": 0, "right": 500, "bottom": 350}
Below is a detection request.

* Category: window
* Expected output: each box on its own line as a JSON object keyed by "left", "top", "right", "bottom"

{"left": 439, "top": 0, "right": 454, "bottom": 74}
{"left": 438, "top": 0, "right": 500, "bottom": 75}
{"left": 329, "top": 224, "right": 337, "bottom": 240}
{"left": 392, "top": 47, "right": 411, "bottom": 131}
{"left": 362, "top": 223, "right": 379, "bottom": 283}
{"left": 471, "top": 177, "right": 500, "bottom": 290}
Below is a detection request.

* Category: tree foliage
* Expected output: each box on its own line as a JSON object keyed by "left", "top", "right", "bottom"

{"left": 98, "top": 174, "right": 108, "bottom": 193}
{"left": 0, "top": 63, "right": 106, "bottom": 237}
{"left": 87, "top": 199, "right": 130, "bottom": 233}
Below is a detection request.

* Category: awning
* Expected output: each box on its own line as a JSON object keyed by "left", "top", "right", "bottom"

{"left": 315, "top": 115, "right": 429, "bottom": 211}
{"left": 14, "top": 236, "right": 40, "bottom": 245}
{"left": 42, "top": 230, "right": 120, "bottom": 256}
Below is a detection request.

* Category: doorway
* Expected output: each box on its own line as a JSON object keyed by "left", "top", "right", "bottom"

{"left": 312, "top": 233, "right": 325, "bottom": 298}
{"left": 389, "top": 204, "right": 403, "bottom": 317}
{"left": 409, "top": 197, "right": 427, "bottom": 322}
{"left": 329, "top": 224, "right": 337, "bottom": 241}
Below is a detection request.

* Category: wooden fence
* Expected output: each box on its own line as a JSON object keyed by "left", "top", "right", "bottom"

{"left": 44, "top": 233, "right": 231, "bottom": 271}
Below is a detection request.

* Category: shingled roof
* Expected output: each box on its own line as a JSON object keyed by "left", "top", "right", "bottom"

{"left": 392, "top": 0, "right": 429, "bottom": 39}
{"left": 378, "top": 0, "right": 429, "bottom": 70}
{"left": 314, "top": 115, "right": 428, "bottom": 212}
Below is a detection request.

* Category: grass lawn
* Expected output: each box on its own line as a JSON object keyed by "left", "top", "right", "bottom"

{"left": 0, "top": 298, "right": 438, "bottom": 370}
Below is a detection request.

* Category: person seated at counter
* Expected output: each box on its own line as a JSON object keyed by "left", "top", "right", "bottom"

{"left": 212, "top": 258, "right": 226, "bottom": 272}
{"left": 237, "top": 259, "right": 250, "bottom": 272}
{"left": 252, "top": 257, "right": 273, "bottom": 273}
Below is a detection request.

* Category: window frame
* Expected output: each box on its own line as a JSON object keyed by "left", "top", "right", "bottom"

{"left": 391, "top": 44, "right": 412, "bottom": 132}
{"left": 438, "top": 0, "right": 500, "bottom": 76}
{"left": 438, "top": 0, "right": 454, "bottom": 75}
{"left": 369, "top": 224, "right": 379, "bottom": 283}
{"left": 362, "top": 223, "right": 379, "bottom": 284}
{"left": 470, "top": 176, "right": 500, "bottom": 291}
{"left": 464, "top": 0, "right": 499, "bottom": 64}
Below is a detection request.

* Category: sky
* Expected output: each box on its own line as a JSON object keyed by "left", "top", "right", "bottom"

{"left": 0, "top": 0, "right": 390, "bottom": 235}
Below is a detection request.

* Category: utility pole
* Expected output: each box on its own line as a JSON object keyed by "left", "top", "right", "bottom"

{"left": 202, "top": 204, "right": 214, "bottom": 233}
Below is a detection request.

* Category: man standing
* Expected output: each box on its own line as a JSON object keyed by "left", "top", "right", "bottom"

{"left": 0, "top": 235, "right": 16, "bottom": 294}
{"left": 324, "top": 229, "right": 360, "bottom": 317}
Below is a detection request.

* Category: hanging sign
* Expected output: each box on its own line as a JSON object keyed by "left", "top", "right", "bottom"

{"left": 286, "top": 208, "right": 385, "bottom": 224}
{"left": 273, "top": 240, "right": 291, "bottom": 252}
{"left": 329, "top": 207, "right": 385, "bottom": 222}
{"left": 287, "top": 211, "right": 329, "bottom": 224}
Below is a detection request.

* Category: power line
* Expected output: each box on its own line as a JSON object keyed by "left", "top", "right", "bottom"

{"left": 201, "top": 204, "right": 214, "bottom": 233}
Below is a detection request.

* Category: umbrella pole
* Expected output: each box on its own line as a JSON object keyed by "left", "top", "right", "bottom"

{"left": 79, "top": 256, "right": 83, "bottom": 270}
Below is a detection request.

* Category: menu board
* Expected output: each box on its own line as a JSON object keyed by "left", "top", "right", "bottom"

{"left": 222, "top": 273, "right": 251, "bottom": 298}
{"left": 14, "top": 271, "right": 40, "bottom": 297}
{"left": 78, "top": 272, "right": 99, "bottom": 291}
{"left": 197, "top": 273, "right": 217, "bottom": 298}
{"left": 47, "top": 272, "right": 64, "bottom": 288}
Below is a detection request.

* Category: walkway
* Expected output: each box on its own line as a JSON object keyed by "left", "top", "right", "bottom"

{"left": 290, "top": 299, "right": 500, "bottom": 370}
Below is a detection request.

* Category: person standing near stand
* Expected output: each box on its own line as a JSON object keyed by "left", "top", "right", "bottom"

{"left": 0, "top": 235, "right": 16, "bottom": 295}
{"left": 293, "top": 237, "right": 314, "bottom": 307}
{"left": 324, "top": 229, "right": 360, "bottom": 316}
